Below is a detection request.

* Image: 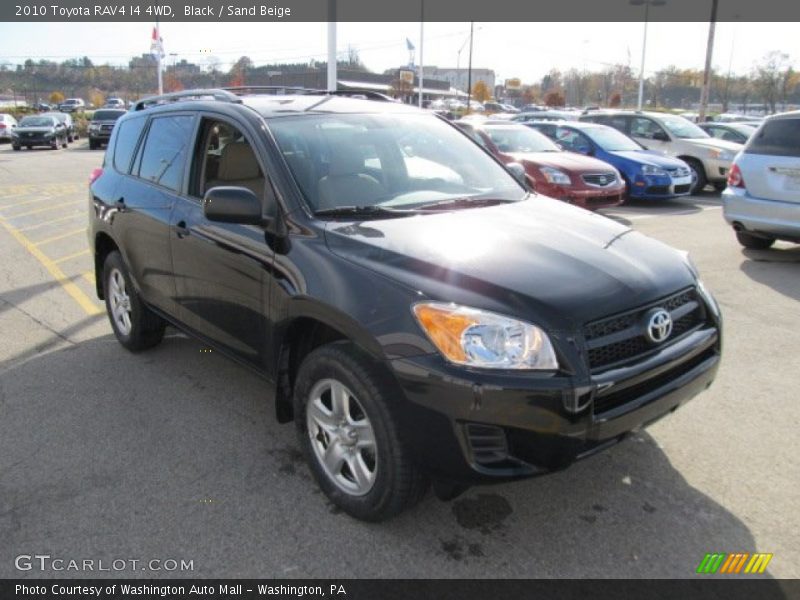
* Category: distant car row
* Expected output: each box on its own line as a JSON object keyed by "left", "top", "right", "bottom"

{"left": 2, "top": 108, "right": 126, "bottom": 151}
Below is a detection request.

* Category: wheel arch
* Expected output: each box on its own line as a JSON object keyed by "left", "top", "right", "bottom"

{"left": 93, "top": 232, "right": 119, "bottom": 300}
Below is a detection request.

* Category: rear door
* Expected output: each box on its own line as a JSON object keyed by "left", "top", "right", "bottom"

{"left": 739, "top": 117, "right": 800, "bottom": 204}
{"left": 114, "top": 112, "right": 196, "bottom": 314}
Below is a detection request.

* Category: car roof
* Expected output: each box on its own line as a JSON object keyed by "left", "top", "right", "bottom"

{"left": 765, "top": 110, "right": 800, "bottom": 121}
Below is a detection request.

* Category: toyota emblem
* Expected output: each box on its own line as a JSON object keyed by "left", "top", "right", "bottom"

{"left": 645, "top": 309, "right": 673, "bottom": 343}
{"left": 599, "top": 176, "right": 607, "bottom": 184}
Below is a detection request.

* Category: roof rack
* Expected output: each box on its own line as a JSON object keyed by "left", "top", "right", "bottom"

{"left": 133, "top": 89, "right": 241, "bottom": 111}
{"left": 222, "top": 86, "right": 396, "bottom": 102}
{"left": 132, "top": 86, "right": 397, "bottom": 112}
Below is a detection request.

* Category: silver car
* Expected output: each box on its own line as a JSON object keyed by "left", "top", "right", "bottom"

{"left": 723, "top": 110, "right": 800, "bottom": 249}
{"left": 0, "top": 113, "right": 17, "bottom": 141}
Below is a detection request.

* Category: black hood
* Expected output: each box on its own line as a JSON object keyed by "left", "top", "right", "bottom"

{"left": 324, "top": 197, "right": 695, "bottom": 330}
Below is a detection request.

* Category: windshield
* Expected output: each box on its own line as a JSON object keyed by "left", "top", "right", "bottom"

{"left": 583, "top": 126, "right": 642, "bottom": 151}
{"left": 93, "top": 110, "right": 126, "bottom": 121}
{"left": 20, "top": 117, "right": 54, "bottom": 127}
{"left": 268, "top": 113, "right": 526, "bottom": 213}
{"left": 659, "top": 115, "right": 709, "bottom": 139}
{"left": 484, "top": 126, "right": 560, "bottom": 153}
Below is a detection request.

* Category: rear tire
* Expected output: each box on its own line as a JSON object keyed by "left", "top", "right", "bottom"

{"left": 294, "top": 342, "right": 428, "bottom": 521}
{"left": 736, "top": 230, "right": 775, "bottom": 250}
{"left": 12, "top": 145, "right": 19, "bottom": 151}
{"left": 685, "top": 158, "right": 707, "bottom": 195}
{"left": 89, "top": 139, "right": 98, "bottom": 150}
{"left": 713, "top": 181, "right": 726, "bottom": 193}
{"left": 103, "top": 251, "right": 166, "bottom": 352}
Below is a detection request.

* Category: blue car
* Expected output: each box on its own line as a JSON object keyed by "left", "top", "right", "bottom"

{"left": 526, "top": 121, "right": 694, "bottom": 200}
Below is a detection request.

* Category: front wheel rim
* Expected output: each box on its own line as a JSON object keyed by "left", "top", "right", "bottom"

{"left": 108, "top": 268, "right": 132, "bottom": 336}
{"left": 306, "top": 378, "right": 378, "bottom": 496}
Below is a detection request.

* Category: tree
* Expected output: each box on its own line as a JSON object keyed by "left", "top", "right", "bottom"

{"left": 752, "top": 51, "right": 791, "bottom": 113}
{"left": 544, "top": 90, "right": 565, "bottom": 107}
{"left": 49, "top": 91, "right": 65, "bottom": 104}
{"left": 472, "top": 80, "right": 491, "bottom": 103}
{"left": 609, "top": 92, "right": 622, "bottom": 108}
{"left": 90, "top": 90, "right": 104, "bottom": 108}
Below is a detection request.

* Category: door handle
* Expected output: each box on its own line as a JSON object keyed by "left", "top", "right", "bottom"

{"left": 175, "top": 220, "right": 190, "bottom": 239}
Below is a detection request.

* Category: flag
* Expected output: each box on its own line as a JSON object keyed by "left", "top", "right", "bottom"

{"left": 406, "top": 38, "right": 415, "bottom": 51}
{"left": 150, "top": 26, "right": 165, "bottom": 59}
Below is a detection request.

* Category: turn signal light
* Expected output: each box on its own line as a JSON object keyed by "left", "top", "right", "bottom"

{"left": 89, "top": 167, "right": 103, "bottom": 185}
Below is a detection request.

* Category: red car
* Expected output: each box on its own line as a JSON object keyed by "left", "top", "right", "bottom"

{"left": 456, "top": 120, "right": 625, "bottom": 210}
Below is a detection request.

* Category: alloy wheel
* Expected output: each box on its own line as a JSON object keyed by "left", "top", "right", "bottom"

{"left": 108, "top": 267, "right": 132, "bottom": 336}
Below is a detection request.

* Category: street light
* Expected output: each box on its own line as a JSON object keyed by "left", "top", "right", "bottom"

{"left": 456, "top": 25, "right": 481, "bottom": 93}
{"left": 631, "top": 0, "right": 666, "bottom": 110}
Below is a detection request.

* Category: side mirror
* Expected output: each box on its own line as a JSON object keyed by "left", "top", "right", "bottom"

{"left": 652, "top": 131, "right": 669, "bottom": 142}
{"left": 203, "top": 186, "right": 265, "bottom": 225}
{"left": 506, "top": 162, "right": 528, "bottom": 187}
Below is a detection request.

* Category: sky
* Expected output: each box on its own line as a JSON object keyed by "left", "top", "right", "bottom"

{"left": 0, "top": 21, "right": 797, "bottom": 84}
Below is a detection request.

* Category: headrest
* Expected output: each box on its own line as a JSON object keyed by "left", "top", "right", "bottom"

{"left": 327, "top": 137, "right": 365, "bottom": 177}
{"left": 218, "top": 141, "right": 261, "bottom": 181}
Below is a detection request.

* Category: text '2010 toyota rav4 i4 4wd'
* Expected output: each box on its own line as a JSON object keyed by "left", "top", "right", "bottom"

{"left": 88, "top": 88, "right": 722, "bottom": 521}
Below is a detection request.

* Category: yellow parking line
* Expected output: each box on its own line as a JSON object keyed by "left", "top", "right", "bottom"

{"left": 0, "top": 196, "right": 53, "bottom": 210}
{"left": 33, "top": 227, "right": 86, "bottom": 246}
{"left": 53, "top": 248, "right": 90, "bottom": 264}
{"left": 5, "top": 200, "right": 81, "bottom": 219}
{"left": 82, "top": 271, "right": 96, "bottom": 284}
{"left": 0, "top": 221, "right": 100, "bottom": 316}
{"left": 15, "top": 213, "right": 83, "bottom": 232}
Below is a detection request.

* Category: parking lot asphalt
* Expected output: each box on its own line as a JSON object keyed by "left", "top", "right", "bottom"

{"left": 0, "top": 141, "right": 798, "bottom": 579}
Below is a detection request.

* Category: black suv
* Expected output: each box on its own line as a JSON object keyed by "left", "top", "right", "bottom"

{"left": 88, "top": 88, "right": 722, "bottom": 521}
{"left": 88, "top": 108, "right": 127, "bottom": 149}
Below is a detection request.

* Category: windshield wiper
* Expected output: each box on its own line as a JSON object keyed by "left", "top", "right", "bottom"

{"left": 416, "top": 197, "right": 517, "bottom": 211}
{"left": 314, "top": 205, "right": 418, "bottom": 218}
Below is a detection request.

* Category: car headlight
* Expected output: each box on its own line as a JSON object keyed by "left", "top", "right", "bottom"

{"left": 412, "top": 302, "right": 558, "bottom": 370}
{"left": 679, "top": 251, "right": 720, "bottom": 318}
{"left": 641, "top": 164, "right": 668, "bottom": 176}
{"left": 539, "top": 166, "right": 572, "bottom": 186}
{"left": 709, "top": 148, "right": 734, "bottom": 161}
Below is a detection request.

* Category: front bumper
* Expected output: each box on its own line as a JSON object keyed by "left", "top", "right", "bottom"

{"left": 723, "top": 188, "right": 800, "bottom": 242}
{"left": 629, "top": 174, "right": 693, "bottom": 199}
{"left": 12, "top": 134, "right": 56, "bottom": 147}
{"left": 548, "top": 185, "right": 625, "bottom": 210}
{"left": 389, "top": 325, "right": 720, "bottom": 483}
{"left": 703, "top": 158, "right": 732, "bottom": 183}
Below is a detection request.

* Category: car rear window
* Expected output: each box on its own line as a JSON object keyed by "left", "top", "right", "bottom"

{"left": 113, "top": 116, "right": 147, "bottom": 173}
{"left": 93, "top": 110, "right": 125, "bottom": 121}
{"left": 745, "top": 119, "right": 800, "bottom": 157}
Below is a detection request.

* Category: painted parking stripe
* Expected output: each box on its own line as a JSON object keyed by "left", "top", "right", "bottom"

{"left": 33, "top": 227, "right": 87, "bottom": 246}
{"left": 2, "top": 200, "right": 82, "bottom": 219}
{"left": 14, "top": 213, "right": 84, "bottom": 232}
{"left": 53, "top": 248, "right": 90, "bottom": 264}
{"left": 0, "top": 220, "right": 101, "bottom": 316}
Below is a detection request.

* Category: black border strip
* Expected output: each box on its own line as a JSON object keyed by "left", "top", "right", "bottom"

{"left": 3, "top": 0, "right": 800, "bottom": 22}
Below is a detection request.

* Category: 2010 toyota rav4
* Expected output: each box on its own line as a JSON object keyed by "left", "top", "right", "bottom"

{"left": 88, "top": 88, "right": 722, "bottom": 521}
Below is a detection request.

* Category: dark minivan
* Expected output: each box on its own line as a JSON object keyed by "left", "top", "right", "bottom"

{"left": 89, "top": 89, "right": 722, "bottom": 521}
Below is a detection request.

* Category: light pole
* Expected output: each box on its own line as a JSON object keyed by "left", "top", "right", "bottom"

{"left": 697, "top": 0, "right": 719, "bottom": 123}
{"left": 456, "top": 25, "right": 481, "bottom": 93}
{"left": 631, "top": 0, "right": 666, "bottom": 110}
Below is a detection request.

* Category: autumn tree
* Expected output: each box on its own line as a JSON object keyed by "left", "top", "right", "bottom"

{"left": 49, "top": 91, "right": 65, "bottom": 104}
{"left": 472, "top": 80, "right": 491, "bottom": 103}
{"left": 90, "top": 90, "right": 105, "bottom": 108}
{"left": 544, "top": 90, "right": 565, "bottom": 107}
{"left": 609, "top": 92, "right": 622, "bottom": 108}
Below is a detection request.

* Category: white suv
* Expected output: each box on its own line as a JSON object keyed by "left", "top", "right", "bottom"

{"left": 723, "top": 111, "right": 800, "bottom": 249}
{"left": 580, "top": 110, "right": 741, "bottom": 194}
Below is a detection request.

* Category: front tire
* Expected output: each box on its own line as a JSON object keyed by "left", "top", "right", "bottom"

{"left": 294, "top": 342, "right": 428, "bottom": 521}
{"left": 103, "top": 251, "right": 166, "bottom": 352}
{"left": 736, "top": 230, "right": 775, "bottom": 250}
{"left": 685, "top": 158, "right": 707, "bottom": 195}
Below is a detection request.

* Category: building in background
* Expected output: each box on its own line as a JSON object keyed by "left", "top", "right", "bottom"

{"left": 422, "top": 67, "right": 496, "bottom": 94}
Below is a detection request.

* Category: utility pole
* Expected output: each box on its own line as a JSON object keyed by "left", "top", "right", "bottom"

{"left": 327, "top": 0, "right": 337, "bottom": 91}
{"left": 698, "top": 0, "right": 719, "bottom": 123}
{"left": 466, "top": 22, "right": 474, "bottom": 113}
{"left": 418, "top": 0, "right": 424, "bottom": 108}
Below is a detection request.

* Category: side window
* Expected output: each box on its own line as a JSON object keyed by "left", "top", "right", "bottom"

{"left": 631, "top": 117, "right": 666, "bottom": 140}
{"left": 193, "top": 119, "right": 266, "bottom": 202}
{"left": 113, "top": 116, "right": 147, "bottom": 174}
{"left": 556, "top": 128, "right": 591, "bottom": 153}
{"left": 137, "top": 115, "right": 195, "bottom": 192}
{"left": 722, "top": 130, "right": 741, "bottom": 143}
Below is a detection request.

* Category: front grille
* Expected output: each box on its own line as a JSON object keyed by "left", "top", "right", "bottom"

{"left": 645, "top": 185, "right": 670, "bottom": 195}
{"left": 586, "top": 195, "right": 621, "bottom": 207}
{"left": 593, "top": 347, "right": 716, "bottom": 414}
{"left": 666, "top": 166, "right": 692, "bottom": 178}
{"left": 584, "top": 288, "right": 707, "bottom": 372}
{"left": 674, "top": 184, "right": 691, "bottom": 194}
{"left": 582, "top": 173, "right": 618, "bottom": 187}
